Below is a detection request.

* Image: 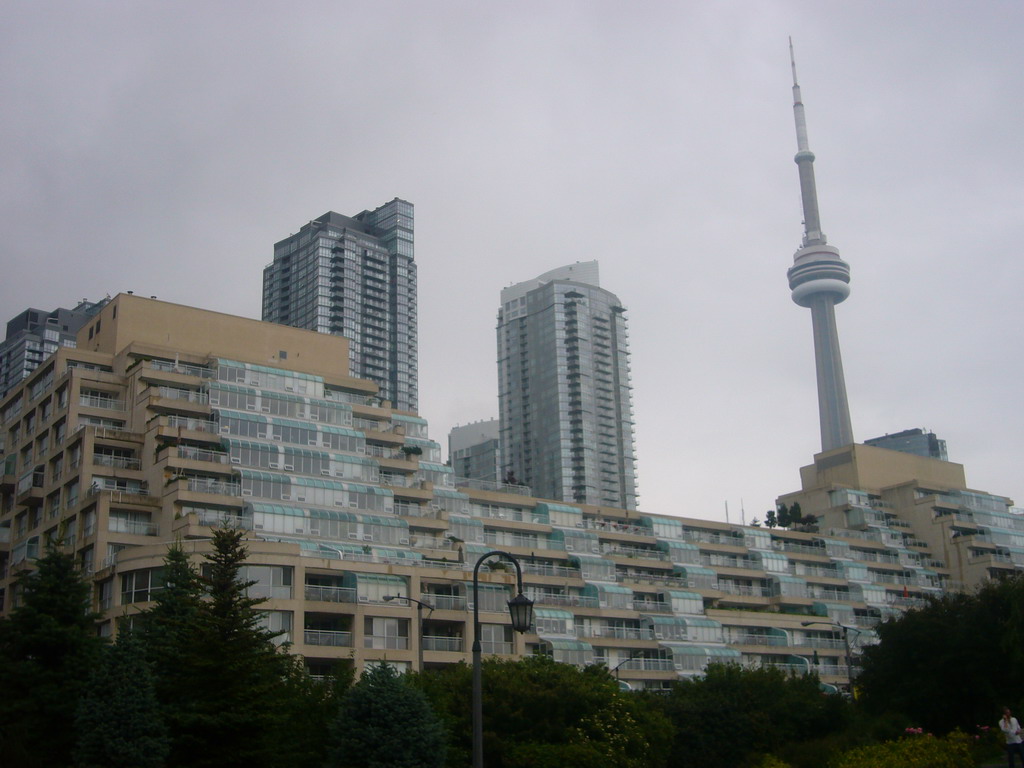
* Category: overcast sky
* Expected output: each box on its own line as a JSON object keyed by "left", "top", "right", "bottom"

{"left": 2, "top": 1, "right": 1022, "bottom": 524}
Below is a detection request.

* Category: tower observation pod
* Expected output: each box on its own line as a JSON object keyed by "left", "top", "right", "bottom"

{"left": 787, "top": 41, "right": 854, "bottom": 452}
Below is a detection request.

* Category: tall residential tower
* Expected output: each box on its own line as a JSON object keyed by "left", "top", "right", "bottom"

{"left": 497, "top": 261, "right": 637, "bottom": 509}
{"left": 262, "top": 199, "right": 418, "bottom": 412}
{"left": 787, "top": 43, "right": 854, "bottom": 452}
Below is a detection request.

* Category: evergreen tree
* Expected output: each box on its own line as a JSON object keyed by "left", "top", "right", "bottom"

{"left": 765, "top": 508, "right": 778, "bottom": 528}
{"left": 0, "top": 539, "right": 104, "bottom": 768}
{"left": 328, "top": 662, "right": 447, "bottom": 768}
{"left": 74, "top": 629, "right": 169, "bottom": 768}
{"left": 166, "top": 528, "right": 292, "bottom": 768}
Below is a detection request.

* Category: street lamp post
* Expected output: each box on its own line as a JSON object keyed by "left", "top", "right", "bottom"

{"left": 383, "top": 594, "right": 434, "bottom": 672}
{"left": 610, "top": 651, "right": 647, "bottom": 687}
{"left": 801, "top": 619, "right": 860, "bottom": 690}
{"left": 472, "top": 550, "right": 534, "bottom": 768}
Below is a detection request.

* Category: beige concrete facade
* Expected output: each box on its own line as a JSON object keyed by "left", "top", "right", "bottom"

{"left": 1, "top": 295, "right": 1020, "bottom": 691}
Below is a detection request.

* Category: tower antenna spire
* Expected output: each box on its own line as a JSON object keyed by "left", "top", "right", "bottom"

{"left": 785, "top": 41, "right": 854, "bottom": 452}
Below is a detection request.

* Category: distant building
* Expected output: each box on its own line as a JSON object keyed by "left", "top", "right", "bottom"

{"left": 497, "top": 261, "right": 637, "bottom": 509}
{"left": 0, "top": 300, "right": 107, "bottom": 399}
{"left": 864, "top": 429, "right": 948, "bottom": 461}
{"left": 448, "top": 420, "right": 502, "bottom": 486}
{"left": 262, "top": 200, "right": 417, "bottom": 412}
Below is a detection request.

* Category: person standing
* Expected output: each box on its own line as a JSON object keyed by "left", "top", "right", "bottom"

{"left": 1000, "top": 707, "right": 1024, "bottom": 768}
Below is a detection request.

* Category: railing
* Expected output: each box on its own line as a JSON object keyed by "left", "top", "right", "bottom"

{"left": 395, "top": 502, "right": 440, "bottom": 518}
{"left": 473, "top": 506, "right": 547, "bottom": 524}
{"left": 304, "top": 629, "right": 353, "bottom": 647}
{"left": 166, "top": 415, "right": 219, "bottom": 432}
{"left": 601, "top": 545, "right": 667, "bottom": 560}
{"left": 423, "top": 635, "right": 464, "bottom": 652}
{"left": 454, "top": 476, "right": 533, "bottom": 497}
{"left": 615, "top": 657, "right": 675, "bottom": 672}
{"left": 582, "top": 519, "right": 649, "bottom": 536}
{"left": 793, "top": 636, "right": 846, "bottom": 650}
{"left": 771, "top": 541, "right": 828, "bottom": 556}
{"left": 80, "top": 395, "right": 125, "bottom": 411}
{"left": 185, "top": 477, "right": 241, "bottom": 496}
{"left": 632, "top": 599, "right": 671, "bottom": 612}
{"left": 728, "top": 633, "right": 789, "bottom": 647}
{"left": 702, "top": 554, "right": 759, "bottom": 570}
{"left": 155, "top": 386, "right": 209, "bottom": 404}
{"left": 424, "top": 594, "right": 466, "bottom": 610}
{"left": 530, "top": 593, "right": 599, "bottom": 609}
{"left": 581, "top": 625, "right": 653, "bottom": 641}
{"left": 364, "top": 635, "right": 408, "bottom": 650}
{"left": 150, "top": 360, "right": 216, "bottom": 379}
{"left": 196, "top": 511, "right": 252, "bottom": 529}
{"left": 717, "top": 582, "right": 769, "bottom": 597}
{"left": 177, "top": 446, "right": 229, "bottom": 464}
{"left": 92, "top": 454, "right": 142, "bottom": 470}
{"left": 483, "top": 531, "right": 549, "bottom": 549}
{"left": 108, "top": 519, "right": 159, "bottom": 536}
{"left": 522, "top": 562, "right": 581, "bottom": 579}
{"left": 304, "top": 585, "right": 357, "bottom": 603}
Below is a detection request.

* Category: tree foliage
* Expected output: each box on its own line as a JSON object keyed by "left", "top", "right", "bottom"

{"left": 328, "top": 662, "right": 446, "bottom": 768}
{"left": 416, "top": 654, "right": 671, "bottom": 768}
{"left": 653, "top": 662, "right": 849, "bottom": 768}
{"left": 857, "top": 574, "right": 1024, "bottom": 733}
{"left": 138, "top": 530, "right": 296, "bottom": 768}
{"left": 74, "top": 629, "right": 169, "bottom": 768}
{"left": 0, "top": 539, "right": 105, "bottom": 768}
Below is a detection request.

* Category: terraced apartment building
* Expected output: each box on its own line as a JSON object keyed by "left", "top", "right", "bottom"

{"left": 1, "top": 294, "right": 1018, "bottom": 691}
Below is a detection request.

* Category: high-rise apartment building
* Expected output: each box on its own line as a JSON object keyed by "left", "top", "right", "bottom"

{"left": 0, "top": 300, "right": 107, "bottom": 399}
{"left": 262, "top": 199, "right": 417, "bottom": 412}
{"left": 448, "top": 420, "right": 502, "bottom": 486}
{"left": 864, "top": 429, "right": 948, "bottom": 461}
{"left": 497, "top": 261, "right": 637, "bottom": 510}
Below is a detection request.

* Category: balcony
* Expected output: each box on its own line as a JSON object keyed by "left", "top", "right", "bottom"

{"left": 79, "top": 395, "right": 125, "bottom": 411}
{"left": 92, "top": 454, "right": 142, "bottom": 470}
{"left": 422, "top": 635, "right": 464, "bottom": 652}
{"left": 304, "top": 629, "right": 353, "bottom": 647}
{"left": 304, "top": 585, "right": 357, "bottom": 603}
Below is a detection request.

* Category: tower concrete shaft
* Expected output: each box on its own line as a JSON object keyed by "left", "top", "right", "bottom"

{"left": 787, "top": 41, "right": 854, "bottom": 452}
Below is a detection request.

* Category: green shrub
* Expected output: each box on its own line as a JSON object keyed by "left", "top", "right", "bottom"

{"left": 753, "top": 754, "right": 792, "bottom": 768}
{"left": 829, "top": 730, "right": 973, "bottom": 768}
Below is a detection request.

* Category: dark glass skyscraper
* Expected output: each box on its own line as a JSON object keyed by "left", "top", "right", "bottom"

{"left": 262, "top": 199, "right": 417, "bottom": 412}
{"left": 497, "top": 261, "right": 637, "bottom": 509}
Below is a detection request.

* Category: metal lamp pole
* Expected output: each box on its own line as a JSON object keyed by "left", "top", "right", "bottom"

{"left": 472, "top": 550, "right": 534, "bottom": 768}
{"left": 802, "top": 619, "right": 857, "bottom": 690}
{"left": 384, "top": 594, "right": 434, "bottom": 672}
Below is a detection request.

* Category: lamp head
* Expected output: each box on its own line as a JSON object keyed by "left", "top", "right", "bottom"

{"left": 507, "top": 592, "right": 534, "bottom": 633}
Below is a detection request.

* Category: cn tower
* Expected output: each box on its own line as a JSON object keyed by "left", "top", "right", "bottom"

{"left": 787, "top": 41, "right": 854, "bottom": 452}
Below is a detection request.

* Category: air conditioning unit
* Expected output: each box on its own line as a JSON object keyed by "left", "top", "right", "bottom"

{"left": 261, "top": 406, "right": 271, "bottom": 413}
{"left": 257, "top": 432, "right": 268, "bottom": 438}
{"left": 348, "top": 500, "right": 358, "bottom": 508}
{"left": 254, "top": 523, "right": 264, "bottom": 530}
{"left": 348, "top": 533, "right": 360, "bottom": 540}
{"left": 281, "top": 494, "right": 291, "bottom": 500}
{"left": 229, "top": 457, "right": 241, "bottom": 464}
{"left": 335, "top": 500, "right": 346, "bottom": 507}
{"left": 220, "top": 426, "right": 232, "bottom": 434}
{"left": 245, "top": 404, "right": 257, "bottom": 411}
{"left": 362, "top": 534, "right": 373, "bottom": 541}
{"left": 268, "top": 462, "right": 281, "bottom": 469}
{"left": 309, "top": 528, "right": 320, "bottom": 535}
{"left": 294, "top": 526, "right": 304, "bottom": 533}
{"left": 399, "top": 538, "right": 410, "bottom": 545}
{"left": 283, "top": 464, "right": 294, "bottom": 471}
{"left": 241, "top": 489, "right": 252, "bottom": 496}
{"left": 295, "top": 496, "right": 306, "bottom": 502}
{"left": 308, "top": 440, "right": 319, "bottom": 446}
{"left": 321, "top": 470, "right": 332, "bottom": 476}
